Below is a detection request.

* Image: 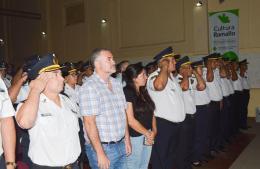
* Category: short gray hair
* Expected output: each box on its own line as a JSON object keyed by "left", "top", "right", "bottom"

{"left": 90, "top": 48, "right": 111, "bottom": 68}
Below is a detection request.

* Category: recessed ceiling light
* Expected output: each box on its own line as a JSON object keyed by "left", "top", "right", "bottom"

{"left": 101, "top": 19, "right": 107, "bottom": 23}
{"left": 196, "top": 1, "right": 203, "bottom": 7}
{"left": 41, "top": 32, "right": 46, "bottom": 35}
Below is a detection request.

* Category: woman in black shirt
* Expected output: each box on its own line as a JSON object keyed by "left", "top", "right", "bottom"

{"left": 123, "top": 62, "right": 157, "bottom": 169}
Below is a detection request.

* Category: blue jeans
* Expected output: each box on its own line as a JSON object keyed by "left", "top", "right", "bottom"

{"left": 126, "top": 135, "right": 152, "bottom": 169}
{"left": 85, "top": 140, "right": 127, "bottom": 169}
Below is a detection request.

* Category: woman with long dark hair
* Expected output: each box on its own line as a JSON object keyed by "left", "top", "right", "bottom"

{"left": 123, "top": 62, "right": 157, "bottom": 169}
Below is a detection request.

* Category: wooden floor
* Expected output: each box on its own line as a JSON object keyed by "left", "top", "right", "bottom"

{"left": 199, "top": 132, "right": 255, "bottom": 169}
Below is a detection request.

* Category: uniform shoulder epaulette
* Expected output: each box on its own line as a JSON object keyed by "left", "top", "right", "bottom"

{"left": 60, "top": 91, "right": 70, "bottom": 99}
{"left": 150, "top": 75, "right": 158, "bottom": 80}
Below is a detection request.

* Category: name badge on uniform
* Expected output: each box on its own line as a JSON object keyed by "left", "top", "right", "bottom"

{"left": 40, "top": 113, "right": 52, "bottom": 117}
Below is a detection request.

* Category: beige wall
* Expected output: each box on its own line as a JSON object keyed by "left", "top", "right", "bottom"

{"left": 47, "top": 0, "right": 209, "bottom": 63}
{"left": 45, "top": 0, "right": 260, "bottom": 117}
{"left": 1, "top": 0, "right": 259, "bottom": 116}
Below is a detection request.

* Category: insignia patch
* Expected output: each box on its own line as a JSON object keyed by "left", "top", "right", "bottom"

{"left": 40, "top": 113, "right": 52, "bottom": 117}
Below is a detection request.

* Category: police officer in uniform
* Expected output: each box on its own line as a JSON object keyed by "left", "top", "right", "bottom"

{"left": 147, "top": 47, "right": 186, "bottom": 169}
{"left": 61, "top": 62, "right": 88, "bottom": 169}
{"left": 62, "top": 62, "right": 80, "bottom": 105}
{"left": 15, "top": 53, "right": 81, "bottom": 169}
{"left": 203, "top": 54, "right": 223, "bottom": 156}
{"left": 190, "top": 60, "right": 211, "bottom": 166}
{"left": 222, "top": 58, "right": 236, "bottom": 140}
{"left": 77, "top": 60, "right": 93, "bottom": 86}
{"left": 239, "top": 59, "right": 250, "bottom": 129}
{"left": 176, "top": 56, "right": 205, "bottom": 169}
{"left": 0, "top": 62, "right": 16, "bottom": 169}
{"left": 230, "top": 59, "right": 243, "bottom": 133}
{"left": 0, "top": 61, "right": 11, "bottom": 88}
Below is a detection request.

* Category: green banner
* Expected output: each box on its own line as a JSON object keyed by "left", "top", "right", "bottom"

{"left": 209, "top": 9, "right": 239, "bottom": 61}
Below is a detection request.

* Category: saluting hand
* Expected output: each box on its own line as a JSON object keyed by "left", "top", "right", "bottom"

{"left": 159, "top": 59, "right": 169, "bottom": 71}
{"left": 29, "top": 72, "right": 49, "bottom": 93}
{"left": 21, "top": 72, "right": 28, "bottom": 83}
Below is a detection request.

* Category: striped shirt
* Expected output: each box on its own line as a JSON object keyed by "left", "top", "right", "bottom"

{"left": 79, "top": 72, "right": 127, "bottom": 142}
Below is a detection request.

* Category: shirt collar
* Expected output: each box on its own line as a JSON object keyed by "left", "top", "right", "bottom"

{"left": 93, "top": 71, "right": 112, "bottom": 85}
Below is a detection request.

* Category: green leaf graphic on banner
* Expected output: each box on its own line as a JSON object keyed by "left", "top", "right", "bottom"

{"left": 218, "top": 14, "right": 230, "bottom": 23}
{"left": 223, "top": 51, "right": 238, "bottom": 61}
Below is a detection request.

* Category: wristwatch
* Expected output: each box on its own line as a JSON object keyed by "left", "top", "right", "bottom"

{"left": 6, "top": 162, "right": 17, "bottom": 168}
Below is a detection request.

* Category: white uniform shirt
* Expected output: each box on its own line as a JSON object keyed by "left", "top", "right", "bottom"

{"left": 233, "top": 72, "right": 243, "bottom": 91}
{"left": 220, "top": 78, "right": 230, "bottom": 97}
{"left": 190, "top": 75, "right": 211, "bottom": 106}
{"left": 241, "top": 72, "right": 250, "bottom": 90}
{"left": 147, "top": 70, "right": 186, "bottom": 123}
{"left": 203, "top": 68, "right": 223, "bottom": 101}
{"left": 63, "top": 83, "right": 89, "bottom": 144}
{"left": 3, "top": 77, "right": 11, "bottom": 89}
{"left": 16, "top": 94, "right": 81, "bottom": 166}
{"left": 64, "top": 84, "right": 80, "bottom": 106}
{"left": 227, "top": 79, "right": 235, "bottom": 95}
{"left": 177, "top": 75, "right": 196, "bottom": 114}
{"left": 15, "top": 82, "right": 30, "bottom": 104}
{"left": 0, "top": 78, "right": 15, "bottom": 155}
{"left": 116, "top": 73, "right": 126, "bottom": 87}
{"left": 82, "top": 76, "right": 90, "bottom": 84}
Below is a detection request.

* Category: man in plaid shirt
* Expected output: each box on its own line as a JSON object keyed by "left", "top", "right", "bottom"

{"left": 79, "top": 48, "right": 131, "bottom": 169}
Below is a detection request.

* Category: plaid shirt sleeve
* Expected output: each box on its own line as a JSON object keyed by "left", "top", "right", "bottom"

{"left": 79, "top": 83, "right": 100, "bottom": 116}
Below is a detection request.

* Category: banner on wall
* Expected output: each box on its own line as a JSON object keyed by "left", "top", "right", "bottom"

{"left": 208, "top": 9, "right": 239, "bottom": 60}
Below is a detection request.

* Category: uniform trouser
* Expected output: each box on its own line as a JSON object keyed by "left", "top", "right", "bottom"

{"left": 0, "top": 155, "right": 6, "bottom": 169}
{"left": 151, "top": 117, "right": 182, "bottom": 169}
{"left": 219, "top": 97, "right": 231, "bottom": 143}
{"left": 233, "top": 91, "right": 243, "bottom": 132}
{"left": 209, "top": 101, "right": 221, "bottom": 151}
{"left": 192, "top": 104, "right": 210, "bottom": 162}
{"left": 240, "top": 90, "right": 250, "bottom": 128}
{"left": 176, "top": 114, "right": 195, "bottom": 169}
{"left": 227, "top": 94, "right": 236, "bottom": 137}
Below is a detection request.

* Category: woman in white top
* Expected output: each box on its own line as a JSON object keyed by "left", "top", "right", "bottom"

{"left": 15, "top": 54, "right": 81, "bottom": 169}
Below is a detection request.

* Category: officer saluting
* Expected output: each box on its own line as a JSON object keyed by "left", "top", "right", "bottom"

{"left": 15, "top": 53, "right": 81, "bottom": 169}
{"left": 239, "top": 59, "right": 250, "bottom": 129}
{"left": 147, "top": 47, "right": 185, "bottom": 169}
{"left": 190, "top": 59, "right": 211, "bottom": 166}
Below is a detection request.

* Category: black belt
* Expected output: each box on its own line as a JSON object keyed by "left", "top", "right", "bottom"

{"left": 211, "top": 100, "right": 221, "bottom": 104}
{"left": 186, "top": 114, "right": 195, "bottom": 118}
{"left": 31, "top": 161, "right": 77, "bottom": 169}
{"left": 101, "top": 136, "right": 125, "bottom": 145}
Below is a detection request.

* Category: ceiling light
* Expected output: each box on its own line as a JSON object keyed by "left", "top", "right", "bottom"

{"left": 101, "top": 19, "right": 107, "bottom": 23}
{"left": 0, "top": 39, "right": 4, "bottom": 46}
{"left": 196, "top": 1, "right": 203, "bottom": 7}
